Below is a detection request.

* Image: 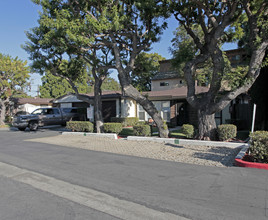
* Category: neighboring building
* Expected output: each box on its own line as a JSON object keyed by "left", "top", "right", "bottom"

{"left": 11, "top": 97, "right": 53, "bottom": 115}
{"left": 151, "top": 60, "right": 185, "bottom": 91}
{"left": 53, "top": 48, "right": 253, "bottom": 128}
{"left": 53, "top": 91, "right": 132, "bottom": 122}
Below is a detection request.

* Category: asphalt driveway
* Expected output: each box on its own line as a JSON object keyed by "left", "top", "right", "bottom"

{"left": 0, "top": 129, "right": 267, "bottom": 220}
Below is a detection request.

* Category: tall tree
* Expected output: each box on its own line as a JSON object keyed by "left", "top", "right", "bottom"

{"left": 24, "top": 0, "right": 116, "bottom": 133}
{"left": 171, "top": 0, "right": 268, "bottom": 140}
{"left": 25, "top": 0, "right": 170, "bottom": 137}
{"left": 39, "top": 71, "right": 91, "bottom": 98}
{"left": 0, "top": 53, "right": 30, "bottom": 125}
{"left": 131, "top": 52, "right": 165, "bottom": 91}
{"left": 40, "top": 71, "right": 120, "bottom": 98}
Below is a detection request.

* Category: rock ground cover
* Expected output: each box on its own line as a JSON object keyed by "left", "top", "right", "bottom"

{"left": 27, "top": 135, "right": 241, "bottom": 167}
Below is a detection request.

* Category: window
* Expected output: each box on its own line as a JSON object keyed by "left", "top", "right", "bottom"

{"left": 231, "top": 55, "right": 240, "bottom": 61}
{"left": 160, "top": 82, "right": 169, "bottom": 86}
{"left": 138, "top": 105, "right": 146, "bottom": 121}
{"left": 53, "top": 109, "right": 60, "bottom": 115}
{"left": 162, "top": 101, "right": 170, "bottom": 121}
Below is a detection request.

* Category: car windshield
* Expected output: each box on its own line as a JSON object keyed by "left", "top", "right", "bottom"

{"left": 31, "top": 109, "right": 43, "bottom": 115}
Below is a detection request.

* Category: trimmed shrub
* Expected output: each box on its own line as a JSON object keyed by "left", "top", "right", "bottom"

{"left": 217, "top": 124, "right": 237, "bottom": 141}
{"left": 66, "top": 121, "right": 93, "bottom": 132}
{"left": 249, "top": 131, "right": 268, "bottom": 163}
{"left": 181, "top": 124, "right": 194, "bottom": 139}
{"left": 135, "top": 121, "right": 149, "bottom": 126}
{"left": 5, "top": 115, "right": 12, "bottom": 123}
{"left": 133, "top": 125, "right": 151, "bottom": 136}
{"left": 103, "top": 123, "right": 123, "bottom": 134}
{"left": 111, "top": 117, "right": 139, "bottom": 126}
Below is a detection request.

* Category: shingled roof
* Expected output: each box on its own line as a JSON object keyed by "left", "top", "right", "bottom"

{"left": 12, "top": 97, "right": 53, "bottom": 105}
{"left": 152, "top": 71, "right": 180, "bottom": 80}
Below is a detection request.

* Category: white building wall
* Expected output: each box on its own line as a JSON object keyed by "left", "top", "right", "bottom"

{"left": 19, "top": 104, "right": 52, "bottom": 114}
{"left": 121, "top": 98, "right": 136, "bottom": 117}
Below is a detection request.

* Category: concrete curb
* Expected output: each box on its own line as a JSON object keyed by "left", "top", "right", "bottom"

{"left": 0, "top": 127, "right": 18, "bottom": 131}
{"left": 235, "top": 144, "right": 250, "bottom": 159}
{"left": 127, "top": 136, "right": 248, "bottom": 148}
{"left": 62, "top": 132, "right": 118, "bottom": 140}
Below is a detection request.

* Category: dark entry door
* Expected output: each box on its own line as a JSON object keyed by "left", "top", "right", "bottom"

{"left": 177, "top": 102, "right": 188, "bottom": 126}
{"left": 102, "top": 100, "right": 116, "bottom": 122}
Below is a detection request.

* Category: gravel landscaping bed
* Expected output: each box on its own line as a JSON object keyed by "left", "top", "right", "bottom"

{"left": 27, "top": 135, "right": 241, "bottom": 167}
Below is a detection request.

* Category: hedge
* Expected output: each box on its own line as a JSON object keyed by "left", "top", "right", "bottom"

{"left": 66, "top": 121, "right": 94, "bottom": 132}
{"left": 133, "top": 125, "right": 151, "bottom": 136}
{"left": 181, "top": 124, "right": 194, "bottom": 139}
{"left": 103, "top": 123, "right": 123, "bottom": 134}
{"left": 111, "top": 117, "right": 139, "bottom": 126}
{"left": 249, "top": 131, "right": 268, "bottom": 163}
{"left": 217, "top": 124, "right": 237, "bottom": 141}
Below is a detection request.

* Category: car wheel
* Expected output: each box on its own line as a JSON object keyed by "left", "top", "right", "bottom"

{"left": 18, "top": 127, "right": 26, "bottom": 131}
{"left": 29, "top": 121, "right": 38, "bottom": 131}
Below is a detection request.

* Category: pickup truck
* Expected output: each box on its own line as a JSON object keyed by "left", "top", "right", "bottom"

{"left": 12, "top": 107, "right": 81, "bottom": 131}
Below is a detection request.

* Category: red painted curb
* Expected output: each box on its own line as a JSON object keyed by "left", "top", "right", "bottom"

{"left": 235, "top": 159, "right": 268, "bottom": 170}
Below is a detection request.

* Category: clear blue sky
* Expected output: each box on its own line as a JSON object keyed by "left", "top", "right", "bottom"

{"left": 0, "top": 0, "right": 236, "bottom": 96}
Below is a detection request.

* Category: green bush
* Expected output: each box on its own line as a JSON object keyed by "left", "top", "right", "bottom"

{"left": 66, "top": 121, "right": 93, "bottom": 132}
{"left": 181, "top": 124, "right": 194, "bottom": 139}
{"left": 135, "top": 121, "right": 149, "bottom": 126}
{"left": 217, "top": 124, "right": 237, "bottom": 141}
{"left": 103, "top": 123, "right": 123, "bottom": 134}
{"left": 5, "top": 115, "right": 12, "bottom": 123}
{"left": 133, "top": 125, "right": 151, "bottom": 136}
{"left": 111, "top": 117, "right": 139, "bottom": 126}
{"left": 249, "top": 131, "right": 268, "bottom": 163}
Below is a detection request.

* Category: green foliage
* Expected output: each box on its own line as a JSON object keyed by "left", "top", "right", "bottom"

{"left": 39, "top": 72, "right": 91, "bottom": 98}
{"left": 0, "top": 53, "right": 30, "bottom": 125}
{"left": 103, "top": 123, "right": 123, "bottom": 134}
{"left": 66, "top": 121, "right": 94, "bottom": 132}
{"left": 217, "top": 124, "right": 237, "bottom": 141}
{"left": 39, "top": 71, "right": 120, "bottom": 98}
{"left": 119, "top": 127, "right": 134, "bottom": 136}
{"left": 249, "top": 131, "right": 268, "bottom": 163}
{"left": 181, "top": 124, "right": 194, "bottom": 139}
{"left": 110, "top": 117, "right": 139, "bottom": 127}
{"left": 133, "top": 125, "right": 151, "bottom": 137}
{"left": 5, "top": 115, "right": 12, "bottom": 123}
{"left": 101, "top": 77, "right": 120, "bottom": 91}
{"left": 131, "top": 52, "right": 165, "bottom": 91}
{"left": 0, "top": 53, "right": 30, "bottom": 99}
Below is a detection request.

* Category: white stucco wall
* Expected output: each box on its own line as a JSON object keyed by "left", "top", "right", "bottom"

{"left": 18, "top": 104, "right": 51, "bottom": 114}
{"left": 121, "top": 98, "right": 136, "bottom": 117}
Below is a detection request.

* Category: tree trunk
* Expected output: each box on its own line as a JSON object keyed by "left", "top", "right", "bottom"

{"left": 94, "top": 77, "right": 104, "bottom": 133}
{"left": 123, "top": 85, "right": 169, "bottom": 138}
{"left": 0, "top": 99, "right": 6, "bottom": 126}
{"left": 197, "top": 109, "right": 217, "bottom": 141}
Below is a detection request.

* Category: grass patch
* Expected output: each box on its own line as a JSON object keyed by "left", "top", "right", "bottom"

{"left": 169, "top": 129, "right": 186, "bottom": 139}
{"left": 0, "top": 123, "right": 12, "bottom": 128}
{"left": 119, "top": 127, "right": 134, "bottom": 136}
